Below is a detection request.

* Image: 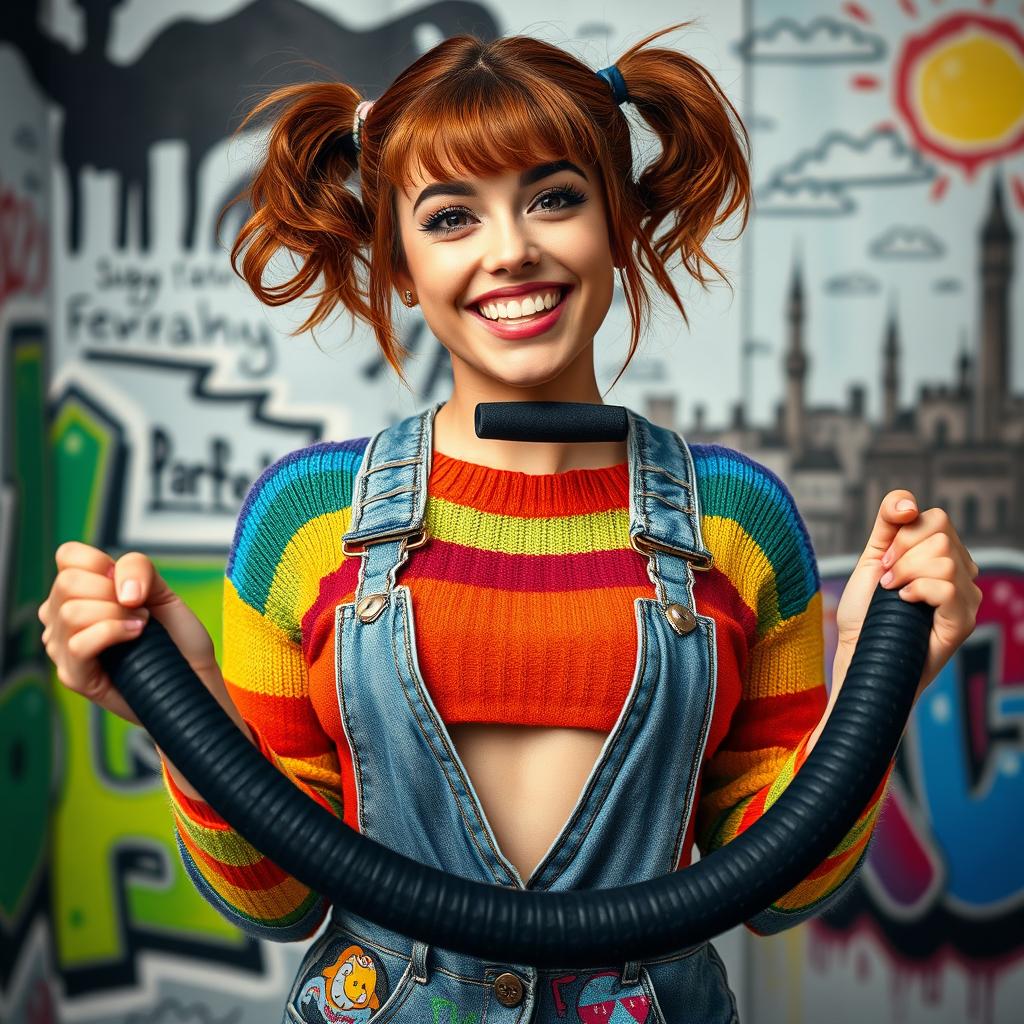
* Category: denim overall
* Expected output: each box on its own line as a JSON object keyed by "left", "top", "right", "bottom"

{"left": 284, "top": 404, "right": 739, "bottom": 1024}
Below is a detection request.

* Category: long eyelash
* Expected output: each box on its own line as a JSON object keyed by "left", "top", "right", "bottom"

{"left": 418, "top": 183, "right": 588, "bottom": 236}
{"left": 540, "top": 183, "right": 587, "bottom": 209}
{"left": 419, "top": 204, "right": 467, "bottom": 235}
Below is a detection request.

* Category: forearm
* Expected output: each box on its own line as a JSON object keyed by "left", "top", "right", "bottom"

{"left": 806, "top": 642, "right": 854, "bottom": 755}
{"left": 807, "top": 637, "right": 920, "bottom": 755}
{"left": 154, "top": 661, "right": 255, "bottom": 802}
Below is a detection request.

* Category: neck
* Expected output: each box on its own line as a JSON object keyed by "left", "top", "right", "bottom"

{"left": 430, "top": 393, "right": 626, "bottom": 477}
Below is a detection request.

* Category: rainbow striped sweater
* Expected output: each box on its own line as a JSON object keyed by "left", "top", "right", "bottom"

{"left": 163, "top": 436, "right": 892, "bottom": 942}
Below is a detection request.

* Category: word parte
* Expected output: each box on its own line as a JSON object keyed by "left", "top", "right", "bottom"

{"left": 150, "top": 428, "right": 270, "bottom": 514}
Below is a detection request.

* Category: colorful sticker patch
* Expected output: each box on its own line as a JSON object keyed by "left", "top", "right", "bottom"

{"left": 576, "top": 971, "right": 651, "bottom": 1024}
{"left": 295, "top": 941, "right": 391, "bottom": 1024}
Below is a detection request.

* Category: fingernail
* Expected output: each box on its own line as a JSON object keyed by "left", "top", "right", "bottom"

{"left": 897, "top": 499, "right": 916, "bottom": 512}
{"left": 882, "top": 548, "right": 893, "bottom": 567}
{"left": 123, "top": 618, "right": 145, "bottom": 631}
{"left": 881, "top": 571, "right": 894, "bottom": 587}
{"left": 120, "top": 579, "right": 140, "bottom": 602}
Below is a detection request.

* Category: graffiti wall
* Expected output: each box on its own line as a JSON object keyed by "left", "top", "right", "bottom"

{"left": 699, "top": 2, "right": 1024, "bottom": 1022}
{"left": 0, "top": 1, "right": 1020, "bottom": 1023}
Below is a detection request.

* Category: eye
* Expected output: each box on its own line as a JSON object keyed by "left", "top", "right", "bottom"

{"left": 531, "top": 183, "right": 588, "bottom": 213}
{"left": 417, "top": 182, "right": 587, "bottom": 237}
{"left": 419, "top": 205, "right": 476, "bottom": 236}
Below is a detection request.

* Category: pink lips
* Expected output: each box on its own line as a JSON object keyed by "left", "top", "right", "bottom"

{"left": 468, "top": 288, "right": 571, "bottom": 340}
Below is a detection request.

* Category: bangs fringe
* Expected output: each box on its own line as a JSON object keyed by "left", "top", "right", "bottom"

{"left": 381, "top": 73, "right": 603, "bottom": 190}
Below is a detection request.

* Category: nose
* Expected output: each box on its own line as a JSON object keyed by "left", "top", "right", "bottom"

{"left": 479, "top": 213, "right": 540, "bottom": 275}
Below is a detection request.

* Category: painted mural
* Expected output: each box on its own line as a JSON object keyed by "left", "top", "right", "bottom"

{"left": 0, "top": 1, "right": 1020, "bottom": 1023}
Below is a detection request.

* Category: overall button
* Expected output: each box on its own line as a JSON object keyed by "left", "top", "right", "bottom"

{"left": 665, "top": 603, "right": 697, "bottom": 635}
{"left": 493, "top": 972, "right": 525, "bottom": 1007}
{"left": 356, "top": 593, "right": 388, "bottom": 623}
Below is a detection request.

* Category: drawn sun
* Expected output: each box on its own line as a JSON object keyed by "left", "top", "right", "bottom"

{"left": 843, "top": 1, "right": 1024, "bottom": 204}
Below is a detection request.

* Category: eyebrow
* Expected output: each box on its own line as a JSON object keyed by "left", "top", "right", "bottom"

{"left": 411, "top": 160, "right": 588, "bottom": 214}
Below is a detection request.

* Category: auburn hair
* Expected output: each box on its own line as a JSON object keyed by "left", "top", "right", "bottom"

{"left": 222, "top": 24, "right": 750, "bottom": 388}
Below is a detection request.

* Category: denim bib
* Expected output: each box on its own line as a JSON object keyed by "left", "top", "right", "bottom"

{"left": 284, "top": 403, "right": 738, "bottom": 1024}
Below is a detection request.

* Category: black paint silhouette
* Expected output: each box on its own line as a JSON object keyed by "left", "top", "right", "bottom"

{"left": 1, "top": 0, "right": 500, "bottom": 252}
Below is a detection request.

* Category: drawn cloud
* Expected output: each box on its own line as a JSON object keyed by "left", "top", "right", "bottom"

{"left": 755, "top": 181, "right": 856, "bottom": 217}
{"left": 769, "top": 127, "right": 936, "bottom": 189}
{"left": 736, "top": 16, "right": 887, "bottom": 63}
{"left": 869, "top": 226, "right": 946, "bottom": 260}
{"left": 824, "top": 271, "right": 881, "bottom": 296}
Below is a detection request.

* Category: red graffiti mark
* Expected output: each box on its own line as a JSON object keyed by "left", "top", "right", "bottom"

{"left": 0, "top": 174, "right": 49, "bottom": 310}
{"left": 809, "top": 916, "right": 1024, "bottom": 1024}
{"left": 843, "top": 3, "right": 874, "bottom": 25}
{"left": 850, "top": 75, "right": 881, "bottom": 90}
{"left": 930, "top": 175, "right": 950, "bottom": 202}
{"left": 26, "top": 979, "right": 56, "bottom": 1024}
{"left": 1013, "top": 175, "right": 1024, "bottom": 211}
{"left": 550, "top": 974, "right": 578, "bottom": 1017}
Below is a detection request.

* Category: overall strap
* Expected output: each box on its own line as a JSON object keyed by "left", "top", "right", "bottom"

{"left": 342, "top": 403, "right": 438, "bottom": 605}
{"left": 627, "top": 410, "right": 714, "bottom": 603}
{"left": 627, "top": 409, "right": 712, "bottom": 566}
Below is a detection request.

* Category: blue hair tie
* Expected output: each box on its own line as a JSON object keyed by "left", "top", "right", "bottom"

{"left": 596, "top": 65, "right": 629, "bottom": 105}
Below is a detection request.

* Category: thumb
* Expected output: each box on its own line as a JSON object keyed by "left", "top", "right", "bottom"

{"left": 861, "top": 490, "right": 918, "bottom": 565}
{"left": 112, "top": 551, "right": 176, "bottom": 611}
{"left": 112, "top": 552, "right": 215, "bottom": 667}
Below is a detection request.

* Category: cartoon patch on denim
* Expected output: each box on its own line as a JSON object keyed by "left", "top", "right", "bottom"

{"left": 295, "top": 942, "right": 392, "bottom": 1024}
{"left": 575, "top": 972, "right": 652, "bottom": 1024}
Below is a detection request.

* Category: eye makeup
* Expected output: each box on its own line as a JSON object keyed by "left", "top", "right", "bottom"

{"left": 418, "top": 183, "right": 588, "bottom": 237}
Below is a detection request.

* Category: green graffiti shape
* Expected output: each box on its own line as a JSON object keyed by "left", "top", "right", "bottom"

{"left": 50, "top": 393, "right": 243, "bottom": 969}
{"left": 0, "top": 671, "right": 51, "bottom": 924}
{"left": 432, "top": 997, "right": 480, "bottom": 1024}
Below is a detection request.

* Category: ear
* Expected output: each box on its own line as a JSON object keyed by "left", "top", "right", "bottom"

{"left": 394, "top": 266, "right": 414, "bottom": 294}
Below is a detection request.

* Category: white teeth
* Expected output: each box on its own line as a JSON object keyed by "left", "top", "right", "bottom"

{"left": 476, "top": 289, "right": 563, "bottom": 321}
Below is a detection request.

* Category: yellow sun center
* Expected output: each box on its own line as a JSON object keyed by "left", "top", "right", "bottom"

{"left": 916, "top": 30, "right": 1024, "bottom": 146}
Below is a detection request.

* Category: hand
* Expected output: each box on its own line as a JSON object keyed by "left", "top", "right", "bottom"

{"left": 834, "top": 490, "right": 982, "bottom": 703}
{"left": 39, "top": 541, "right": 222, "bottom": 726}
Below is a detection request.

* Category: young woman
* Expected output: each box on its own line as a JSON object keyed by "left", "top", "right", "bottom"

{"left": 40, "top": 26, "right": 981, "bottom": 1024}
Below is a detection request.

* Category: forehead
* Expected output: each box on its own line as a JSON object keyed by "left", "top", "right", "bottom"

{"left": 395, "top": 158, "right": 592, "bottom": 209}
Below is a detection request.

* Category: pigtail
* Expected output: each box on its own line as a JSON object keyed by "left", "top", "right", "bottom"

{"left": 217, "top": 80, "right": 404, "bottom": 372}
{"left": 616, "top": 23, "right": 751, "bottom": 320}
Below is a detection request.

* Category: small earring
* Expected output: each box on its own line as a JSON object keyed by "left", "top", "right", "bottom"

{"left": 403, "top": 289, "right": 415, "bottom": 307}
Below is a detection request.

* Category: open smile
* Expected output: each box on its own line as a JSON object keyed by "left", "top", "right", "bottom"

{"left": 467, "top": 286, "right": 572, "bottom": 340}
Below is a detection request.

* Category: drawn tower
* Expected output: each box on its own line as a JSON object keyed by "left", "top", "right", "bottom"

{"left": 976, "top": 174, "right": 1014, "bottom": 442}
{"left": 882, "top": 302, "right": 900, "bottom": 431}
{"left": 784, "top": 254, "right": 808, "bottom": 455}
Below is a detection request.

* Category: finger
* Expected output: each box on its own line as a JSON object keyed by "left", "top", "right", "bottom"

{"left": 58, "top": 597, "right": 149, "bottom": 632}
{"left": 880, "top": 507, "right": 959, "bottom": 569}
{"left": 53, "top": 566, "right": 117, "bottom": 603}
{"left": 55, "top": 541, "right": 115, "bottom": 574}
{"left": 66, "top": 617, "right": 148, "bottom": 665}
{"left": 897, "top": 576, "right": 959, "bottom": 612}
{"left": 51, "top": 630, "right": 143, "bottom": 727}
{"left": 862, "top": 490, "right": 919, "bottom": 567}
{"left": 881, "top": 549, "right": 958, "bottom": 590}
{"left": 883, "top": 521, "right": 975, "bottom": 580}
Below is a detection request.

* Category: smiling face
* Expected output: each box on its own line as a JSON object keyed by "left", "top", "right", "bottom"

{"left": 393, "top": 159, "right": 616, "bottom": 400}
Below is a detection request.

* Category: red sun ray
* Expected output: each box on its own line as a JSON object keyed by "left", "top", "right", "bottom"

{"left": 899, "top": 0, "right": 919, "bottom": 18}
{"left": 875, "top": 120, "right": 898, "bottom": 133}
{"left": 851, "top": 74, "right": 882, "bottom": 89}
{"left": 1013, "top": 176, "right": 1024, "bottom": 211}
{"left": 930, "top": 175, "right": 950, "bottom": 202}
{"left": 842, "top": 2, "right": 874, "bottom": 24}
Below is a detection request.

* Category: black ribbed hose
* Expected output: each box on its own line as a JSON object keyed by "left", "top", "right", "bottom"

{"left": 99, "top": 402, "right": 931, "bottom": 966}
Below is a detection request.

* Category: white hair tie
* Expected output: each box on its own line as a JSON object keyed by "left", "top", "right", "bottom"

{"left": 352, "top": 100, "right": 375, "bottom": 153}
